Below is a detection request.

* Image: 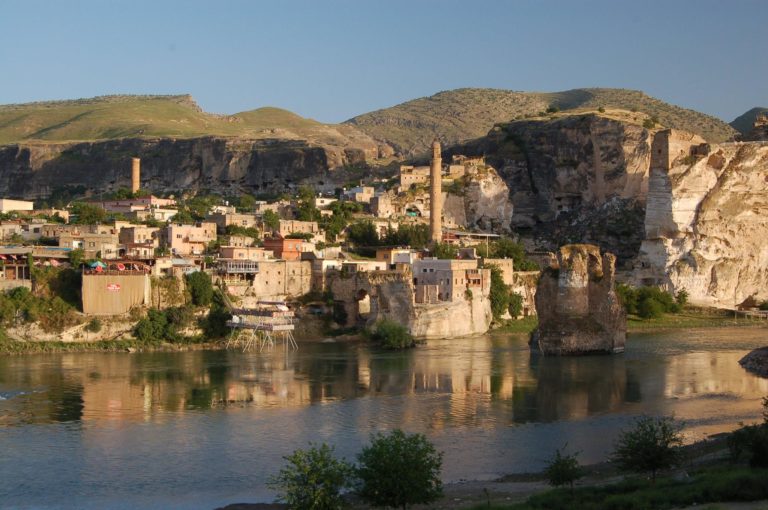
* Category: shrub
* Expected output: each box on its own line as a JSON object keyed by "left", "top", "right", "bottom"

{"left": 185, "top": 271, "right": 213, "bottom": 307}
{"left": 356, "top": 429, "right": 443, "bottom": 509}
{"left": 637, "top": 297, "right": 664, "bottom": 319}
{"left": 598, "top": 106, "right": 605, "bottom": 113}
{"left": 371, "top": 319, "right": 414, "bottom": 350}
{"left": 85, "top": 318, "right": 102, "bottom": 333}
{"left": 133, "top": 308, "right": 169, "bottom": 345}
{"left": 509, "top": 292, "right": 524, "bottom": 317}
{"left": 268, "top": 443, "right": 353, "bottom": 510}
{"left": 643, "top": 118, "right": 656, "bottom": 129}
{"left": 611, "top": 416, "right": 683, "bottom": 483}
{"left": 432, "top": 242, "right": 457, "bottom": 259}
{"left": 675, "top": 288, "right": 689, "bottom": 307}
{"left": 201, "top": 292, "right": 232, "bottom": 339}
{"left": 487, "top": 265, "right": 510, "bottom": 321}
{"left": 545, "top": 446, "right": 582, "bottom": 492}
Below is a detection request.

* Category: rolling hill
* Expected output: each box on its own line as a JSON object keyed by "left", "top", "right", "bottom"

{"left": 345, "top": 88, "right": 739, "bottom": 155}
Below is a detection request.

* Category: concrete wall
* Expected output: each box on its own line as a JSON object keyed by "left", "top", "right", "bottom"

{"left": 82, "top": 273, "right": 150, "bottom": 315}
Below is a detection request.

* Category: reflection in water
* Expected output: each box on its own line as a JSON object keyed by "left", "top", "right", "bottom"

{"left": 0, "top": 329, "right": 767, "bottom": 509}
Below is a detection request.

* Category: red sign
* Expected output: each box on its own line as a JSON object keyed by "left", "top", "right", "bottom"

{"left": 106, "top": 283, "right": 121, "bottom": 292}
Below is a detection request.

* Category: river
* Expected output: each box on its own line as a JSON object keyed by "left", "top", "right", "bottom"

{"left": 1, "top": 328, "right": 767, "bottom": 509}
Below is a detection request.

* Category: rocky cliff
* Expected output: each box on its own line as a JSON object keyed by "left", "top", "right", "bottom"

{"left": 0, "top": 137, "right": 373, "bottom": 199}
{"left": 531, "top": 244, "right": 626, "bottom": 355}
{"left": 450, "top": 112, "right": 654, "bottom": 260}
{"left": 635, "top": 131, "right": 768, "bottom": 307}
{"left": 442, "top": 165, "right": 514, "bottom": 233}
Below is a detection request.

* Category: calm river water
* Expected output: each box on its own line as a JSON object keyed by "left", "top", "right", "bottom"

{"left": 1, "top": 329, "right": 767, "bottom": 509}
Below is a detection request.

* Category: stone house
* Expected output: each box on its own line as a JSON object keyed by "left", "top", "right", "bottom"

{"left": 219, "top": 246, "right": 273, "bottom": 261}
{"left": 207, "top": 212, "right": 259, "bottom": 234}
{"left": 413, "top": 258, "right": 489, "bottom": 303}
{"left": 0, "top": 199, "right": 34, "bottom": 212}
{"left": 119, "top": 226, "right": 160, "bottom": 248}
{"left": 262, "top": 236, "right": 307, "bottom": 261}
{"left": 343, "top": 186, "right": 375, "bottom": 204}
{"left": 278, "top": 220, "right": 325, "bottom": 243}
{"left": 371, "top": 194, "right": 397, "bottom": 218}
{"left": 59, "top": 232, "right": 120, "bottom": 259}
{"left": 399, "top": 165, "right": 430, "bottom": 189}
{"left": 163, "top": 222, "right": 217, "bottom": 256}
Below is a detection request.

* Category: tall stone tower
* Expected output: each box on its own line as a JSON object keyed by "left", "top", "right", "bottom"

{"left": 131, "top": 157, "right": 141, "bottom": 194}
{"left": 429, "top": 139, "right": 442, "bottom": 244}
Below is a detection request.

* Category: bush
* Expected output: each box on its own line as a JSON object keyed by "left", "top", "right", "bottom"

{"left": 487, "top": 265, "right": 510, "bottom": 321}
{"left": 356, "top": 429, "right": 443, "bottom": 509}
{"left": 509, "top": 292, "right": 524, "bottom": 317}
{"left": 201, "top": 292, "right": 232, "bottom": 339}
{"left": 675, "top": 288, "right": 689, "bottom": 307}
{"left": 371, "top": 319, "right": 414, "bottom": 349}
{"left": 133, "top": 308, "right": 170, "bottom": 345}
{"left": 611, "top": 416, "right": 683, "bottom": 483}
{"left": 432, "top": 242, "right": 457, "bottom": 259}
{"left": 85, "top": 318, "right": 102, "bottom": 333}
{"left": 545, "top": 446, "right": 582, "bottom": 492}
{"left": 637, "top": 297, "right": 664, "bottom": 319}
{"left": 185, "top": 271, "right": 213, "bottom": 307}
{"left": 643, "top": 118, "right": 656, "bottom": 129}
{"left": 268, "top": 443, "right": 353, "bottom": 510}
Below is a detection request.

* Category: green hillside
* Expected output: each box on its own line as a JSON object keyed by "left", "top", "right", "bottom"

{"left": 0, "top": 95, "right": 352, "bottom": 145}
{"left": 346, "top": 88, "right": 739, "bottom": 154}
{"left": 730, "top": 107, "right": 768, "bottom": 135}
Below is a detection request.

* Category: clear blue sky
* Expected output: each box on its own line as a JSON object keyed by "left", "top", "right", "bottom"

{"left": 1, "top": 0, "right": 766, "bottom": 123}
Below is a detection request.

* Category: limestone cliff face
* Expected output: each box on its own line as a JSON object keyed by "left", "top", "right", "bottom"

{"left": 636, "top": 133, "right": 768, "bottom": 307}
{"left": 532, "top": 244, "right": 626, "bottom": 355}
{"left": 0, "top": 137, "right": 372, "bottom": 199}
{"left": 450, "top": 114, "right": 653, "bottom": 260}
{"left": 443, "top": 167, "right": 514, "bottom": 232}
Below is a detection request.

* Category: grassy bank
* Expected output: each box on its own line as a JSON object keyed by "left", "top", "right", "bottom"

{"left": 471, "top": 467, "right": 768, "bottom": 510}
{"left": 0, "top": 334, "right": 222, "bottom": 355}
{"left": 494, "top": 311, "right": 766, "bottom": 335}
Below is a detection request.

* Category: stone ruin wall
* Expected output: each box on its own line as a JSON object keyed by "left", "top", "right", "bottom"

{"left": 327, "top": 269, "right": 492, "bottom": 339}
{"left": 533, "top": 244, "right": 626, "bottom": 355}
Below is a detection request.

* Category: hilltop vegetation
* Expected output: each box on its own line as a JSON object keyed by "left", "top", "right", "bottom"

{"left": 346, "top": 87, "right": 738, "bottom": 154}
{"left": 0, "top": 94, "right": 374, "bottom": 148}
{"left": 731, "top": 106, "right": 768, "bottom": 135}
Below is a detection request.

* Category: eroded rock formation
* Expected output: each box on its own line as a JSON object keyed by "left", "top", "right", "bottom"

{"left": 442, "top": 165, "right": 514, "bottom": 232}
{"left": 531, "top": 244, "right": 626, "bottom": 355}
{"left": 635, "top": 130, "right": 768, "bottom": 307}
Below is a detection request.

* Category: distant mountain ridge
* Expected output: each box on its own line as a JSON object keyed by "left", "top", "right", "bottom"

{"left": 730, "top": 107, "right": 768, "bottom": 136}
{"left": 345, "top": 88, "right": 739, "bottom": 155}
{"left": 0, "top": 88, "right": 744, "bottom": 158}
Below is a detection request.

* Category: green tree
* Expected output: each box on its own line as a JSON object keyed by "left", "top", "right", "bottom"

{"left": 238, "top": 193, "right": 256, "bottom": 212}
{"left": 70, "top": 202, "right": 106, "bottom": 224}
{"left": 371, "top": 319, "right": 414, "bottom": 350}
{"left": 262, "top": 209, "right": 280, "bottom": 232}
{"left": 675, "top": 288, "right": 689, "bottom": 307}
{"left": 356, "top": 429, "right": 443, "bottom": 509}
{"left": 491, "top": 237, "right": 538, "bottom": 270}
{"left": 185, "top": 271, "right": 213, "bottom": 307}
{"left": 347, "top": 221, "right": 380, "bottom": 249}
{"left": 68, "top": 248, "right": 85, "bottom": 269}
{"left": 202, "top": 291, "right": 232, "bottom": 339}
{"left": 268, "top": 443, "right": 353, "bottom": 510}
{"left": 637, "top": 297, "right": 664, "bottom": 319}
{"left": 509, "top": 292, "right": 524, "bottom": 317}
{"left": 432, "top": 242, "right": 457, "bottom": 259}
{"left": 296, "top": 185, "right": 321, "bottom": 222}
{"left": 545, "top": 446, "right": 583, "bottom": 493}
{"left": 611, "top": 416, "right": 683, "bottom": 484}
{"left": 487, "top": 264, "right": 510, "bottom": 321}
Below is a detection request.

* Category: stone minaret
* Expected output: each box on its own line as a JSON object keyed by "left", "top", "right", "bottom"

{"left": 429, "top": 139, "right": 442, "bottom": 244}
{"left": 131, "top": 157, "right": 141, "bottom": 194}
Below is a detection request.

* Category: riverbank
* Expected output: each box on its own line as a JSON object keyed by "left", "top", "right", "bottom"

{"left": 494, "top": 310, "right": 768, "bottom": 335}
{"left": 1, "top": 307, "right": 765, "bottom": 355}
{"left": 216, "top": 433, "right": 768, "bottom": 510}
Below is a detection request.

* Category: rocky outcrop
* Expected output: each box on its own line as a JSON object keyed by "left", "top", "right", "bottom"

{"left": 0, "top": 137, "right": 372, "bottom": 199}
{"left": 449, "top": 113, "right": 653, "bottom": 260}
{"left": 442, "top": 165, "right": 514, "bottom": 233}
{"left": 739, "top": 347, "right": 768, "bottom": 378}
{"left": 635, "top": 130, "right": 768, "bottom": 307}
{"left": 531, "top": 244, "right": 626, "bottom": 355}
